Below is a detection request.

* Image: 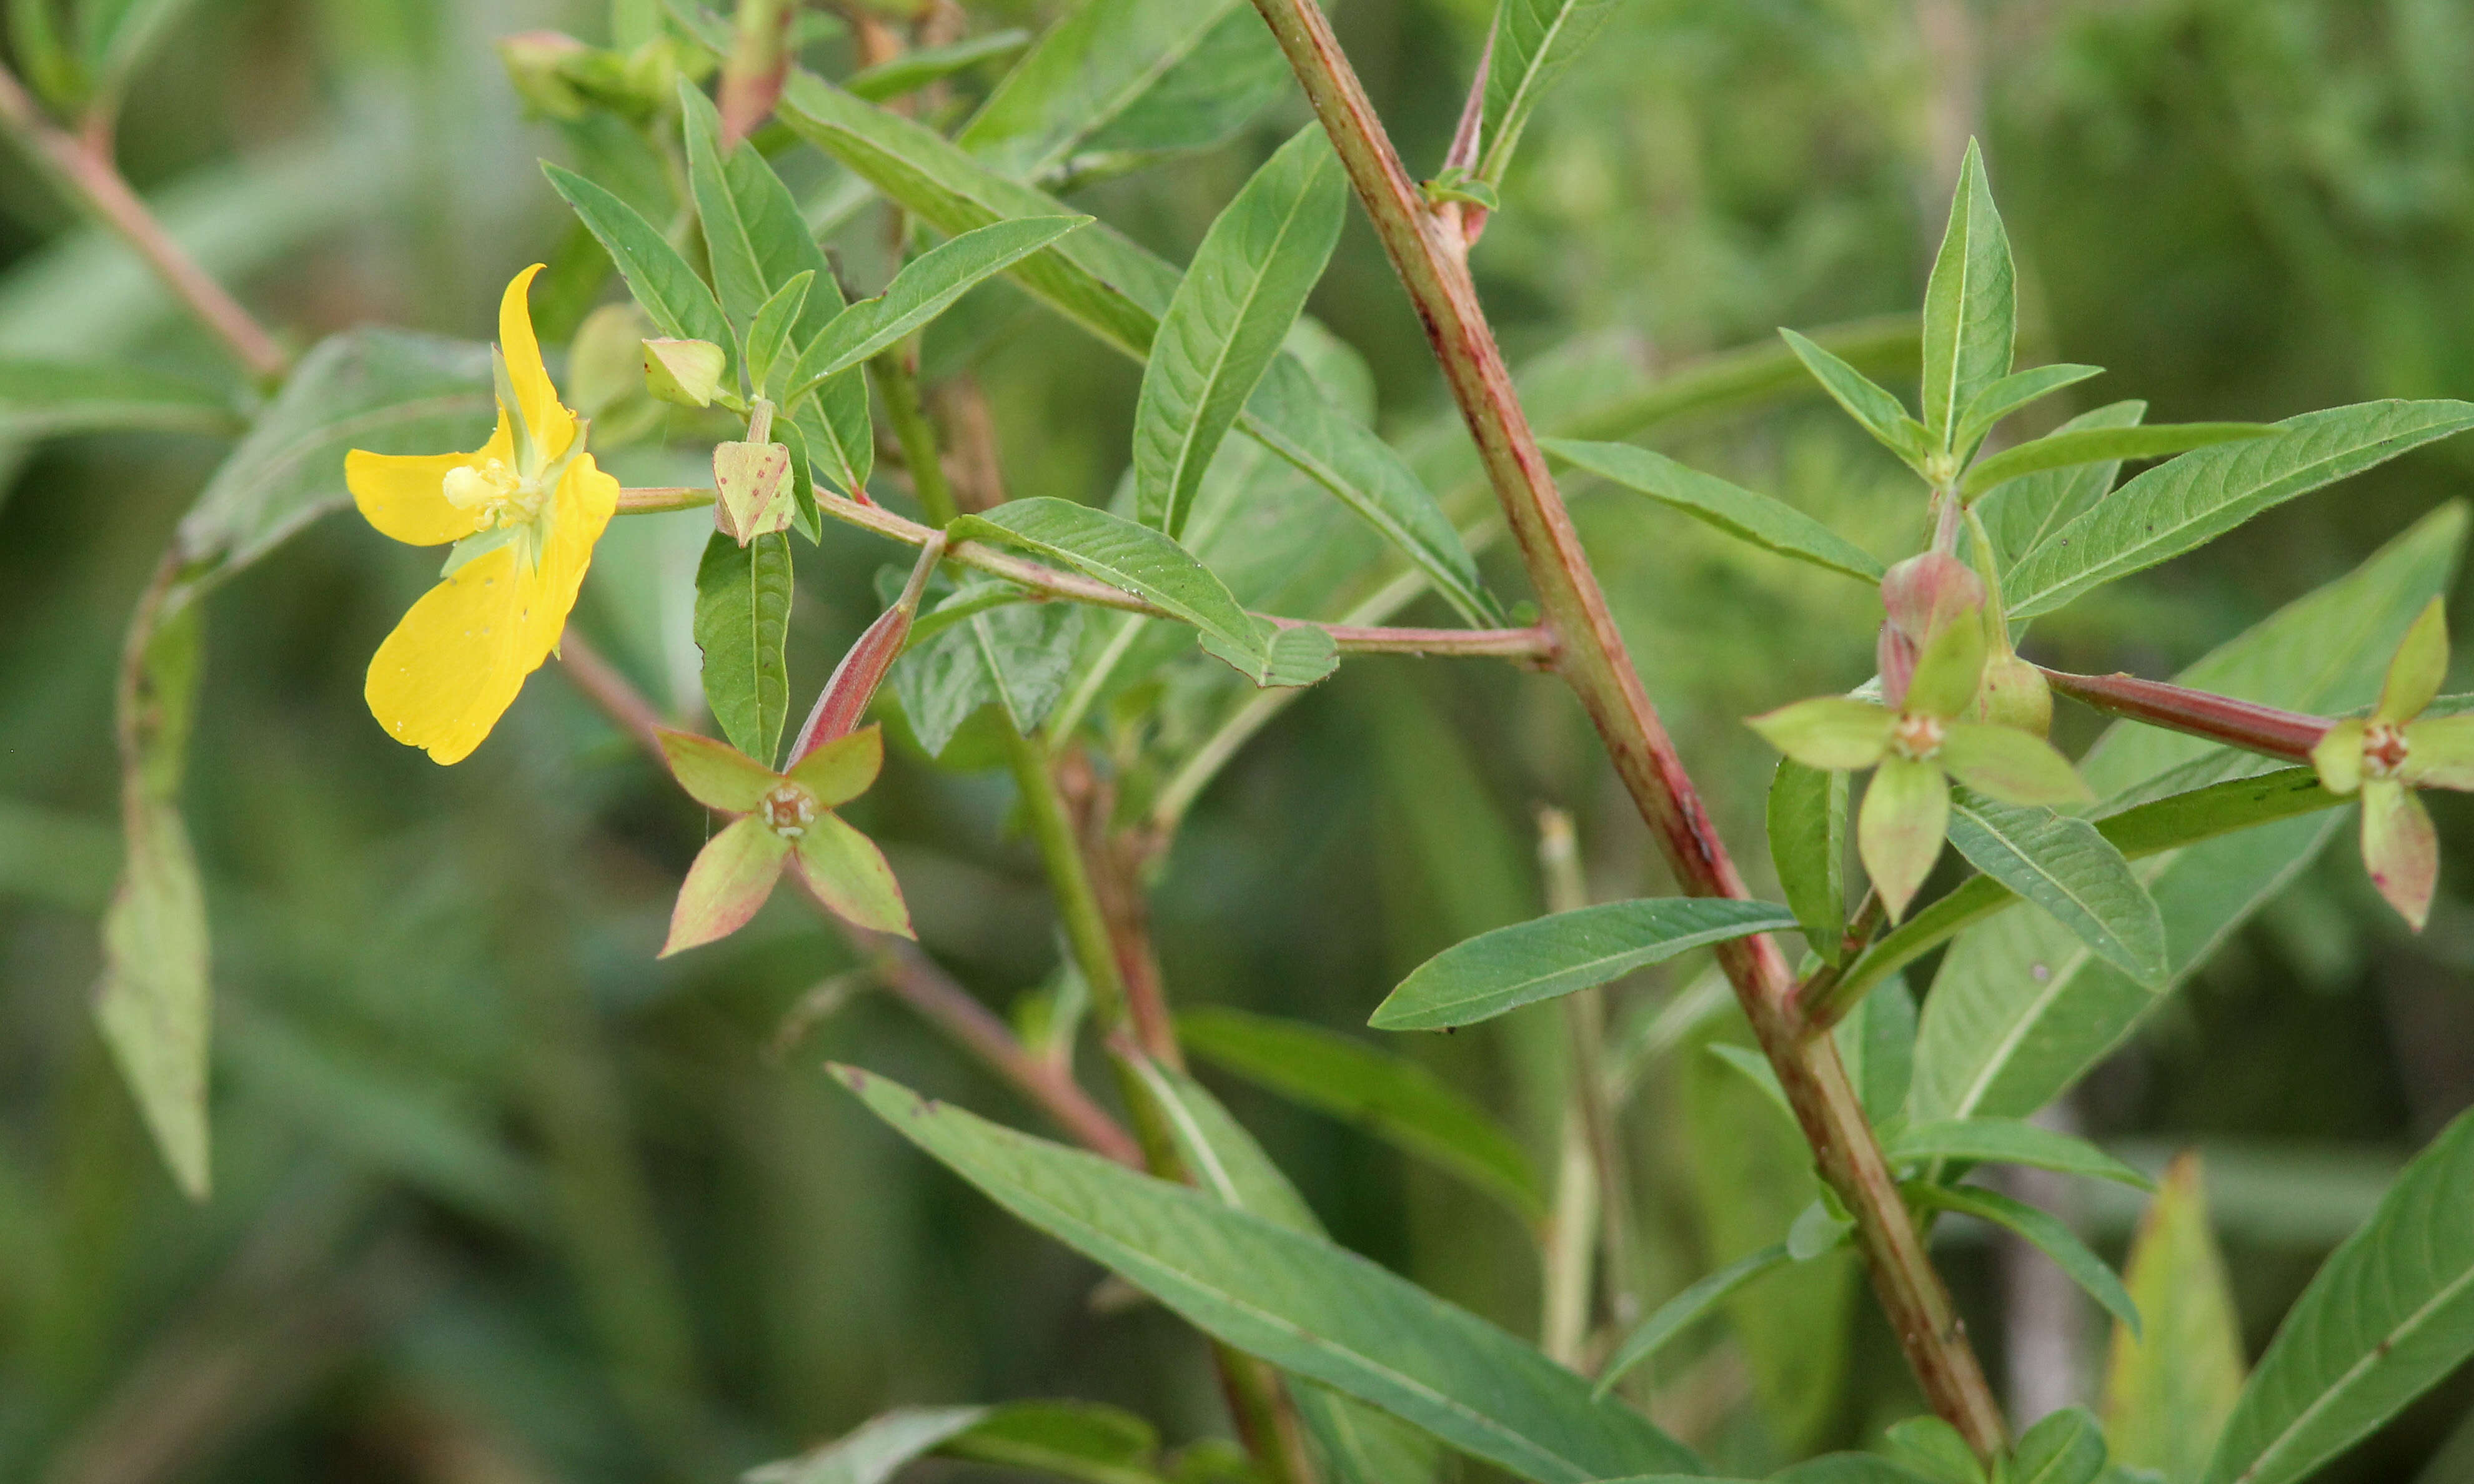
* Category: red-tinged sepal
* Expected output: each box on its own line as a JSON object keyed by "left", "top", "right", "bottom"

{"left": 1878, "top": 621, "right": 1917, "bottom": 713}
{"left": 660, "top": 816, "right": 792, "bottom": 956}
{"left": 2311, "top": 718, "right": 2368, "bottom": 796}
{"left": 2361, "top": 778, "right": 2438, "bottom": 932}
{"left": 2377, "top": 597, "right": 2449, "bottom": 725}
{"left": 1860, "top": 754, "right": 1950, "bottom": 922}
{"left": 1939, "top": 722, "right": 2091, "bottom": 806}
{"left": 792, "top": 814, "right": 913, "bottom": 937}
{"left": 2403, "top": 715, "right": 2474, "bottom": 791}
{"left": 658, "top": 728, "right": 780, "bottom": 813}
{"left": 1747, "top": 697, "right": 1894, "bottom": 771}
{"left": 787, "top": 724, "right": 883, "bottom": 808}
{"left": 790, "top": 536, "right": 945, "bottom": 759}
{"left": 713, "top": 440, "right": 794, "bottom": 544}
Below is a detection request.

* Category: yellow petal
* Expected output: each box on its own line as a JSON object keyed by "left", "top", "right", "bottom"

{"left": 498, "top": 264, "right": 575, "bottom": 460}
{"left": 349, "top": 450, "right": 479, "bottom": 547}
{"left": 364, "top": 543, "right": 534, "bottom": 764}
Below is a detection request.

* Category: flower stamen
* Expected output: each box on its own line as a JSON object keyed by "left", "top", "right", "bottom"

{"left": 2364, "top": 722, "right": 2412, "bottom": 780}
{"left": 1890, "top": 711, "right": 1947, "bottom": 761}
{"left": 760, "top": 783, "right": 821, "bottom": 838}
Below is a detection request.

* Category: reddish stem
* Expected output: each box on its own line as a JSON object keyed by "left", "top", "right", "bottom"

{"left": 2040, "top": 667, "right": 2330, "bottom": 763}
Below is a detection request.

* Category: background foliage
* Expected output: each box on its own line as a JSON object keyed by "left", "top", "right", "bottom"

{"left": 5, "top": 0, "right": 2474, "bottom": 1478}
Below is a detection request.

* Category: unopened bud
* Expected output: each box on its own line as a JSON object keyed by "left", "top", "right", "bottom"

{"left": 645, "top": 339, "right": 727, "bottom": 408}
{"left": 1969, "top": 653, "right": 2054, "bottom": 737}
{"left": 1880, "top": 552, "right": 1985, "bottom": 648}
{"left": 495, "top": 31, "right": 591, "bottom": 119}
{"left": 790, "top": 537, "right": 946, "bottom": 759}
{"left": 713, "top": 440, "right": 793, "bottom": 544}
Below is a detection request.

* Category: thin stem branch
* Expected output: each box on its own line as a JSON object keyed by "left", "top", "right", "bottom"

{"left": 551, "top": 630, "right": 1142, "bottom": 1167}
{"left": 0, "top": 62, "right": 287, "bottom": 381}
{"left": 1538, "top": 809, "right": 1636, "bottom": 1340}
{"left": 615, "top": 487, "right": 717, "bottom": 515}
{"left": 1002, "top": 723, "right": 1130, "bottom": 1030}
{"left": 1246, "top": 0, "right": 2007, "bottom": 1451}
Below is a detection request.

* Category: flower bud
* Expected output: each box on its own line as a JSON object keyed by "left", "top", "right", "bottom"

{"left": 1968, "top": 653, "right": 2054, "bottom": 737}
{"left": 713, "top": 440, "right": 794, "bottom": 545}
{"left": 495, "top": 31, "right": 592, "bottom": 119}
{"left": 645, "top": 339, "right": 727, "bottom": 408}
{"left": 1880, "top": 552, "right": 1985, "bottom": 649}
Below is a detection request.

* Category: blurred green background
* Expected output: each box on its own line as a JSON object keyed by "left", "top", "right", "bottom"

{"left": 5, "top": 0, "right": 2474, "bottom": 1478}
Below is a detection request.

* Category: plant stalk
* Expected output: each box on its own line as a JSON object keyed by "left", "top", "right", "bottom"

{"left": 1246, "top": 0, "right": 2007, "bottom": 1452}
{"left": 1538, "top": 808, "right": 1636, "bottom": 1340}
{"left": 2040, "top": 667, "right": 2327, "bottom": 762}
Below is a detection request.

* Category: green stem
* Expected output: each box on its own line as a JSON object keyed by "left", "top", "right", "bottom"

{"left": 1003, "top": 725, "right": 1128, "bottom": 1029}
{"left": 1538, "top": 809, "right": 1636, "bottom": 1345}
{"left": 873, "top": 342, "right": 958, "bottom": 527}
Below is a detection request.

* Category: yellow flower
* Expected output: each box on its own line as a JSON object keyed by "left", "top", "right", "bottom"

{"left": 348, "top": 265, "right": 618, "bottom": 763}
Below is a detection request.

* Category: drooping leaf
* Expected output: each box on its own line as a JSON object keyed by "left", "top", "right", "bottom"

{"left": 786, "top": 216, "right": 1091, "bottom": 398}
{"left": 1975, "top": 400, "right": 2145, "bottom": 575}
{"left": 1135, "top": 126, "right": 1345, "bottom": 538}
{"left": 1912, "top": 1181, "right": 2139, "bottom": 1334}
{"left": 693, "top": 530, "right": 795, "bottom": 765}
{"left": 2200, "top": 1108, "right": 2474, "bottom": 1484}
{"left": 1177, "top": 1006, "right": 1545, "bottom": 1220}
{"left": 957, "top": 0, "right": 1249, "bottom": 181}
{"left": 835, "top": 1067, "right": 1701, "bottom": 1482}
{"left": 1371, "top": 898, "right": 1799, "bottom": 1031}
{"left": 2105, "top": 1154, "right": 2245, "bottom": 1483}
{"left": 1885, "top": 1118, "right": 2155, "bottom": 1190}
{"left": 2007, "top": 400, "right": 2474, "bottom": 619}
{"left": 1476, "top": 0, "right": 1623, "bottom": 187}
{"left": 1962, "top": 422, "right": 2274, "bottom": 500}
{"left": 1594, "top": 1242, "right": 1791, "bottom": 1397}
{"left": 1543, "top": 438, "right": 1884, "bottom": 582}
{"left": 542, "top": 162, "right": 733, "bottom": 352}
{"left": 1943, "top": 788, "right": 2167, "bottom": 987}
{"left": 1919, "top": 140, "right": 2015, "bottom": 448}
{"left": 0, "top": 358, "right": 240, "bottom": 438}
{"left": 1769, "top": 758, "right": 1848, "bottom": 963}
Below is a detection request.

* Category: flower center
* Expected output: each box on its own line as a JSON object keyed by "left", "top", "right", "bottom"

{"left": 2363, "top": 722, "right": 2412, "bottom": 780}
{"left": 760, "top": 783, "right": 821, "bottom": 838}
{"left": 442, "top": 458, "right": 548, "bottom": 533}
{"left": 1890, "top": 711, "right": 1947, "bottom": 761}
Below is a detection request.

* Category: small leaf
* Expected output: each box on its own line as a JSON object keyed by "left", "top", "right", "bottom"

{"left": 1920, "top": 140, "right": 2015, "bottom": 448}
{"left": 1912, "top": 1180, "right": 2139, "bottom": 1335}
{"left": 845, "top": 30, "right": 1031, "bottom": 103}
{"left": 1476, "top": 0, "right": 1624, "bottom": 187}
{"left": 1786, "top": 1197, "right": 1853, "bottom": 1262}
{"left": 693, "top": 530, "right": 795, "bottom": 765}
{"left": 742, "top": 271, "right": 812, "bottom": 394}
{"left": 1841, "top": 976, "right": 1917, "bottom": 1128}
{"left": 791, "top": 815, "right": 912, "bottom": 937}
{"left": 1885, "top": 1416, "right": 1985, "bottom": 1484}
{"left": 2010, "top": 1408, "right": 2108, "bottom": 1484}
{"left": 1200, "top": 620, "right": 1337, "bottom": 690}
{"left": 2007, "top": 400, "right": 2474, "bottom": 619}
{"left": 1950, "top": 363, "right": 2102, "bottom": 455}
{"left": 1963, "top": 422, "right": 2274, "bottom": 499}
{"left": 1373, "top": 898, "right": 1800, "bottom": 1031}
{"left": 1886, "top": 1117, "right": 2155, "bottom": 1190}
{"left": 1594, "top": 1243, "right": 1792, "bottom": 1397}
{"left": 957, "top": 0, "right": 1251, "bottom": 181}
{"left": 1747, "top": 697, "right": 1892, "bottom": 772}
{"left": 2104, "top": 1154, "right": 2245, "bottom": 1483}
{"left": 1943, "top": 789, "right": 2165, "bottom": 987}
{"left": 543, "top": 162, "right": 733, "bottom": 351}
{"left": 97, "top": 799, "right": 212, "bottom": 1195}
{"left": 936, "top": 1401, "right": 1163, "bottom": 1483}
{"left": 1543, "top": 438, "right": 1884, "bottom": 582}
{"left": 895, "top": 582, "right": 1083, "bottom": 758}
{"left": 1780, "top": 327, "right": 1927, "bottom": 464}
{"left": 1136, "top": 125, "right": 1346, "bottom": 538}
{"left": 787, "top": 217, "right": 1091, "bottom": 398}
{"left": 658, "top": 729, "right": 777, "bottom": 813}
{"left": 745, "top": 1405, "right": 991, "bottom": 1484}
{"left": 1769, "top": 758, "right": 1849, "bottom": 962}
{"left": 660, "top": 816, "right": 790, "bottom": 956}
{"left": 835, "top": 1066, "right": 1701, "bottom": 1482}
{"left": 1178, "top": 1006, "right": 1546, "bottom": 1220}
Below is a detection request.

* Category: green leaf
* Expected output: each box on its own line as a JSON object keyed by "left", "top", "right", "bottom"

{"left": 0, "top": 358, "right": 240, "bottom": 438}
{"left": 786, "top": 216, "right": 1090, "bottom": 398}
{"left": 1076, "top": 8, "right": 1289, "bottom": 171}
{"left": 1177, "top": 1006, "right": 1546, "bottom": 1220}
{"left": 76, "top": 0, "right": 201, "bottom": 100}
{"left": 938, "top": 1402, "right": 1164, "bottom": 1484}
{"left": 693, "top": 530, "right": 794, "bottom": 766}
{"left": 2010, "top": 1408, "right": 2109, "bottom": 1484}
{"left": 948, "top": 497, "right": 1309, "bottom": 686}
{"left": 1543, "top": 438, "right": 1884, "bottom": 582}
{"left": 1476, "top": 0, "right": 1623, "bottom": 187}
{"left": 1705, "top": 1042, "right": 1794, "bottom": 1126}
{"left": 1886, "top": 1416, "right": 1985, "bottom": 1484}
{"left": 1950, "top": 362, "right": 2102, "bottom": 455}
{"left": 1944, "top": 789, "right": 2167, "bottom": 988}
{"left": 1885, "top": 1118, "right": 2154, "bottom": 1190}
{"left": 1769, "top": 758, "right": 1848, "bottom": 963}
{"left": 1965, "top": 422, "right": 2277, "bottom": 500}
{"left": 1919, "top": 140, "right": 2015, "bottom": 448}
{"left": 2200, "top": 1108, "right": 2474, "bottom": 1484}
{"left": 1913, "top": 1181, "right": 2139, "bottom": 1335}
{"left": 845, "top": 30, "right": 1031, "bottom": 103}
{"left": 1594, "top": 1243, "right": 1791, "bottom": 1397}
{"left": 1779, "top": 326, "right": 1927, "bottom": 463}
{"left": 1975, "top": 400, "right": 2145, "bottom": 575}
{"left": 894, "top": 582, "right": 1083, "bottom": 758}
{"left": 1371, "top": 898, "right": 1800, "bottom": 1031}
{"left": 743, "top": 271, "right": 812, "bottom": 394}
{"left": 542, "top": 162, "right": 733, "bottom": 352}
{"left": 1135, "top": 126, "right": 1345, "bottom": 538}
{"left": 747, "top": 1406, "right": 991, "bottom": 1484}
{"left": 2104, "top": 1155, "right": 2245, "bottom": 1483}
{"left": 835, "top": 1066, "right": 1701, "bottom": 1482}
{"left": 956, "top": 0, "right": 1249, "bottom": 181}
{"left": 1841, "top": 976, "right": 1917, "bottom": 1127}
{"left": 2008, "top": 400, "right": 2474, "bottom": 619}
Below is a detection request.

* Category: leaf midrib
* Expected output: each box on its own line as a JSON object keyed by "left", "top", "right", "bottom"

{"left": 1952, "top": 800, "right": 2154, "bottom": 972}
{"left": 2228, "top": 1256, "right": 2474, "bottom": 1484}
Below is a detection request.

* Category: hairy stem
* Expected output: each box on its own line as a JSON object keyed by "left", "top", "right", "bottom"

{"left": 1246, "top": 0, "right": 2007, "bottom": 1450}
{"left": 0, "top": 62, "right": 287, "bottom": 381}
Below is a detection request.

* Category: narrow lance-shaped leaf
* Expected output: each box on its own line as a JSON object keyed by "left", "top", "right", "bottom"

{"left": 1963, "top": 422, "right": 2275, "bottom": 500}
{"left": 2105, "top": 1154, "right": 2245, "bottom": 1483}
{"left": 835, "top": 1066, "right": 1701, "bottom": 1482}
{"left": 745, "top": 1406, "right": 990, "bottom": 1484}
{"left": 1372, "top": 898, "right": 1799, "bottom": 1031}
{"left": 785, "top": 215, "right": 1090, "bottom": 398}
{"left": 1949, "top": 362, "right": 2102, "bottom": 455}
{"left": 956, "top": 0, "right": 1247, "bottom": 181}
{"left": 2008, "top": 400, "right": 2474, "bottom": 619}
{"left": 1769, "top": 758, "right": 1848, "bottom": 963}
{"left": 692, "top": 530, "right": 794, "bottom": 766}
{"left": 1912, "top": 1180, "right": 2139, "bottom": 1335}
{"left": 542, "top": 162, "right": 732, "bottom": 352}
{"left": 1943, "top": 788, "right": 2167, "bottom": 988}
{"left": 2200, "top": 1107, "right": 2474, "bottom": 1484}
{"left": 1135, "top": 125, "right": 1345, "bottom": 539}
{"left": 1975, "top": 399, "right": 2145, "bottom": 575}
{"left": 1544, "top": 437, "right": 1884, "bottom": 583}
{"left": 1779, "top": 325, "right": 1927, "bottom": 463}
{"left": 843, "top": 31, "right": 1031, "bottom": 104}
{"left": 1476, "top": 0, "right": 1623, "bottom": 187}
{"left": 1885, "top": 1118, "right": 2155, "bottom": 1190}
{"left": 1594, "top": 1244, "right": 1792, "bottom": 1397}
{"left": 1919, "top": 140, "right": 2015, "bottom": 447}
{"left": 0, "top": 359, "right": 241, "bottom": 438}
{"left": 1177, "top": 1006, "right": 1545, "bottom": 1219}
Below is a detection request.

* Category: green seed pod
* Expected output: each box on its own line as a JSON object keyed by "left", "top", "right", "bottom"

{"left": 1969, "top": 652, "right": 2053, "bottom": 737}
